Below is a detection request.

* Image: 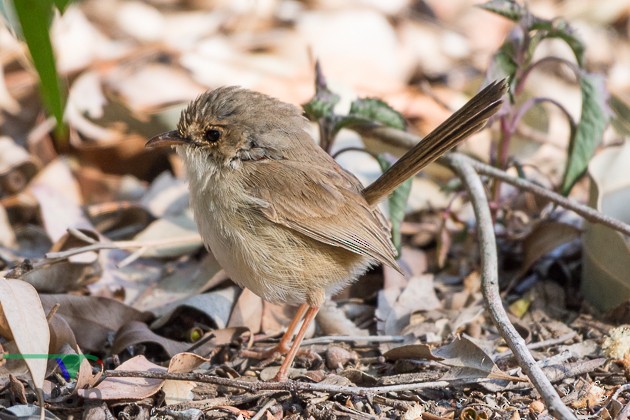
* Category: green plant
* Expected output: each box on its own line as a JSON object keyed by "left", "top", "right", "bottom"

{"left": 303, "top": 62, "right": 412, "bottom": 255}
{"left": 1, "top": 0, "right": 73, "bottom": 145}
{"left": 479, "top": 0, "right": 611, "bottom": 196}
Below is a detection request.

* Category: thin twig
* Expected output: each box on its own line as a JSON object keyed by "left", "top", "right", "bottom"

{"left": 443, "top": 153, "right": 576, "bottom": 420}
{"left": 103, "top": 370, "right": 490, "bottom": 396}
{"left": 43, "top": 234, "right": 202, "bottom": 261}
{"left": 459, "top": 154, "right": 630, "bottom": 236}
{"left": 251, "top": 398, "right": 276, "bottom": 420}
{"left": 355, "top": 125, "right": 630, "bottom": 237}
{"left": 493, "top": 331, "right": 577, "bottom": 360}
{"left": 103, "top": 357, "right": 596, "bottom": 399}
{"left": 300, "top": 335, "right": 405, "bottom": 346}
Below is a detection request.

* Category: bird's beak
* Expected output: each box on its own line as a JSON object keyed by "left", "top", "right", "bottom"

{"left": 145, "top": 130, "right": 189, "bottom": 148}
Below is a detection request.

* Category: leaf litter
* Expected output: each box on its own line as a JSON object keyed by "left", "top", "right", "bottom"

{"left": 1, "top": 0, "right": 630, "bottom": 418}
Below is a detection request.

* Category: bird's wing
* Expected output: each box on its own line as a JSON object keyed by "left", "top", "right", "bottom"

{"left": 242, "top": 159, "right": 400, "bottom": 271}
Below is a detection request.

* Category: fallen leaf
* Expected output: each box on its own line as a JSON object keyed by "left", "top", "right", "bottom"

{"left": 148, "top": 285, "right": 239, "bottom": 330}
{"left": 0, "top": 279, "right": 50, "bottom": 394}
{"left": 513, "top": 221, "right": 581, "bottom": 280}
{"left": 377, "top": 274, "right": 441, "bottom": 336}
{"left": 111, "top": 320, "right": 190, "bottom": 357}
{"left": 583, "top": 142, "right": 630, "bottom": 310}
{"left": 39, "top": 295, "right": 149, "bottom": 351}
{"left": 27, "top": 158, "right": 92, "bottom": 242}
{"left": 131, "top": 210, "right": 202, "bottom": 258}
{"left": 163, "top": 352, "right": 209, "bottom": 405}
{"left": 79, "top": 355, "right": 166, "bottom": 400}
{"left": 227, "top": 289, "right": 263, "bottom": 333}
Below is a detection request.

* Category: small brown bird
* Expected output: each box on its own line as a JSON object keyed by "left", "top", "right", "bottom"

{"left": 147, "top": 80, "right": 506, "bottom": 381}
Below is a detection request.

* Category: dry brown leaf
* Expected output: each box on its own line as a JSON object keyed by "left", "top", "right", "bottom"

{"left": 84, "top": 201, "right": 153, "bottom": 241}
{"left": 163, "top": 352, "right": 209, "bottom": 405}
{"left": 148, "top": 285, "right": 237, "bottom": 332}
{"left": 227, "top": 288, "right": 263, "bottom": 333}
{"left": 137, "top": 257, "right": 228, "bottom": 314}
{"left": 111, "top": 320, "right": 190, "bottom": 357}
{"left": 516, "top": 221, "right": 581, "bottom": 279}
{"left": 385, "top": 336, "right": 519, "bottom": 382}
{"left": 76, "top": 166, "right": 147, "bottom": 206}
{"left": 383, "top": 343, "right": 441, "bottom": 362}
{"left": 131, "top": 210, "right": 202, "bottom": 258}
{"left": 0, "top": 279, "right": 50, "bottom": 394}
{"left": 377, "top": 274, "right": 441, "bottom": 336}
{"left": 317, "top": 300, "right": 367, "bottom": 337}
{"left": 39, "top": 295, "right": 148, "bottom": 351}
{"left": 583, "top": 142, "right": 630, "bottom": 310}
{"left": 79, "top": 355, "right": 166, "bottom": 400}
{"left": 27, "top": 158, "right": 91, "bottom": 242}
{"left": 47, "top": 314, "right": 78, "bottom": 354}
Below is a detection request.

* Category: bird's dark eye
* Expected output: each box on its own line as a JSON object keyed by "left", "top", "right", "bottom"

{"left": 204, "top": 129, "right": 222, "bottom": 143}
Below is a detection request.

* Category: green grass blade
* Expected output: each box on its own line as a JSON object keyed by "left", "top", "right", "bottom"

{"left": 13, "top": 0, "right": 67, "bottom": 140}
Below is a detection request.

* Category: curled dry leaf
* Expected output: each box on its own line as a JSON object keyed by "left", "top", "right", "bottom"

{"left": 135, "top": 255, "right": 227, "bottom": 314}
{"left": 130, "top": 210, "right": 202, "bottom": 258}
{"left": 84, "top": 201, "right": 153, "bottom": 239}
{"left": 384, "top": 336, "right": 518, "bottom": 382}
{"left": 147, "top": 285, "right": 240, "bottom": 331}
{"left": 27, "top": 158, "right": 92, "bottom": 242}
{"left": 227, "top": 288, "right": 264, "bottom": 333}
{"left": 39, "top": 295, "right": 149, "bottom": 352}
{"left": 377, "top": 274, "right": 441, "bottom": 337}
{"left": 261, "top": 301, "right": 300, "bottom": 337}
{"left": 47, "top": 314, "right": 78, "bottom": 354}
{"left": 79, "top": 355, "right": 166, "bottom": 401}
{"left": 111, "top": 320, "right": 190, "bottom": 357}
{"left": 22, "top": 229, "right": 102, "bottom": 293}
{"left": 162, "top": 352, "right": 209, "bottom": 405}
{"left": 317, "top": 300, "right": 368, "bottom": 337}
{"left": 514, "top": 220, "right": 581, "bottom": 281}
{"left": 0, "top": 279, "right": 50, "bottom": 394}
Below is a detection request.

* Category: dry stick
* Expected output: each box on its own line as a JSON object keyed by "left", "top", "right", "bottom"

{"left": 42, "top": 234, "right": 202, "bottom": 262}
{"left": 300, "top": 335, "right": 405, "bottom": 346}
{"left": 458, "top": 154, "right": 630, "bottom": 236}
{"left": 443, "top": 153, "right": 576, "bottom": 420}
{"left": 357, "top": 125, "right": 630, "bottom": 237}
{"left": 250, "top": 398, "right": 276, "bottom": 420}
{"left": 493, "top": 331, "right": 577, "bottom": 361}
{"left": 103, "top": 369, "right": 488, "bottom": 396}
{"left": 104, "top": 356, "right": 592, "bottom": 399}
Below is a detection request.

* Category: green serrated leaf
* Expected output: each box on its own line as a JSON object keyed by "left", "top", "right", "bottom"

{"left": 376, "top": 155, "right": 412, "bottom": 255}
{"left": 53, "top": 0, "right": 73, "bottom": 13}
{"left": 560, "top": 72, "right": 610, "bottom": 195}
{"left": 302, "top": 86, "right": 339, "bottom": 121}
{"left": 608, "top": 95, "right": 630, "bottom": 137}
{"left": 532, "top": 19, "right": 585, "bottom": 66}
{"left": 349, "top": 97, "right": 406, "bottom": 130}
{"left": 489, "top": 36, "right": 519, "bottom": 81}
{"left": 13, "top": 0, "right": 66, "bottom": 138}
{"left": 332, "top": 114, "right": 374, "bottom": 133}
{"left": 477, "top": 0, "right": 526, "bottom": 22}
